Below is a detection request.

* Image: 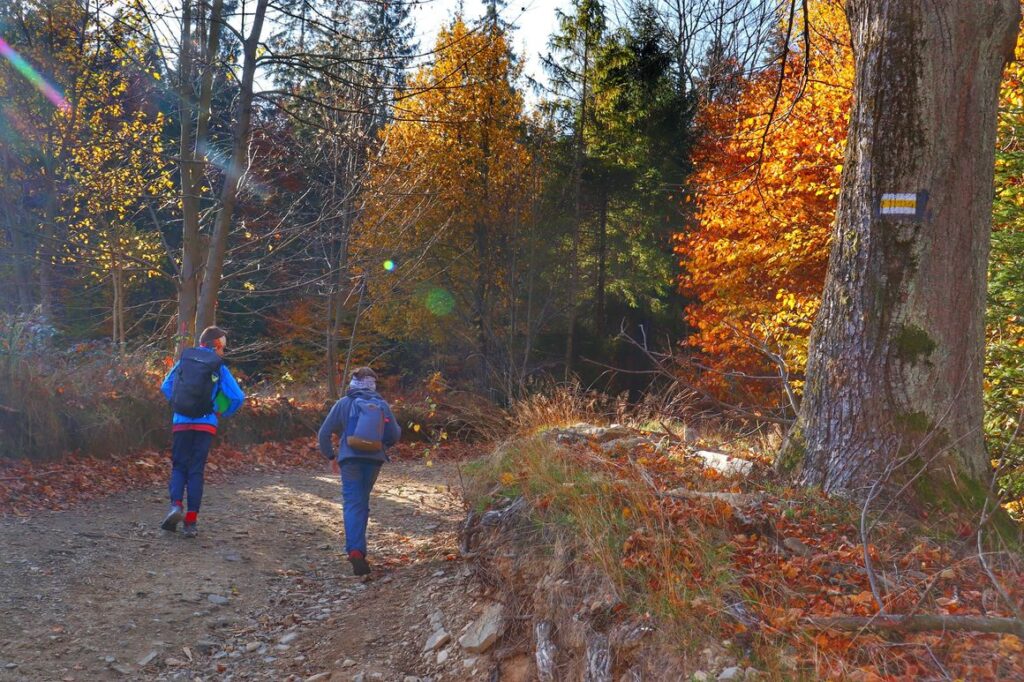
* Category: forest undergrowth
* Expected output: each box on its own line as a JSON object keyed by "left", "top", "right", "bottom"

{"left": 465, "top": 392, "right": 1024, "bottom": 681}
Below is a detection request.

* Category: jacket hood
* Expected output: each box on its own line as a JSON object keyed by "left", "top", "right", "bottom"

{"left": 346, "top": 388, "right": 383, "bottom": 400}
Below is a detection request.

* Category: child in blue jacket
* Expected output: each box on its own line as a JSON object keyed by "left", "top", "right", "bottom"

{"left": 318, "top": 367, "right": 401, "bottom": 575}
{"left": 160, "top": 326, "right": 245, "bottom": 537}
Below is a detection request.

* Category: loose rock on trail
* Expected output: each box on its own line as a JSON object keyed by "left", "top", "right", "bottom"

{"left": 0, "top": 457, "right": 498, "bottom": 681}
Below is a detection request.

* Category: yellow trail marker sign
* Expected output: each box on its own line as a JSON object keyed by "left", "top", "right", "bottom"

{"left": 878, "top": 191, "right": 927, "bottom": 220}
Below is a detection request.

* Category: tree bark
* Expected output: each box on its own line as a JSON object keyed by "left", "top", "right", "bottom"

{"left": 195, "top": 0, "right": 269, "bottom": 331}
{"left": 4, "top": 210, "right": 34, "bottom": 312}
{"left": 794, "top": 0, "right": 1021, "bottom": 495}
{"left": 327, "top": 212, "right": 353, "bottom": 400}
{"left": 176, "top": 0, "right": 228, "bottom": 351}
{"left": 341, "top": 276, "right": 366, "bottom": 392}
{"left": 176, "top": 0, "right": 200, "bottom": 355}
{"left": 37, "top": 174, "right": 58, "bottom": 322}
{"left": 0, "top": 143, "right": 33, "bottom": 312}
{"left": 565, "top": 28, "right": 592, "bottom": 379}
{"left": 596, "top": 188, "right": 607, "bottom": 338}
{"left": 111, "top": 264, "right": 126, "bottom": 354}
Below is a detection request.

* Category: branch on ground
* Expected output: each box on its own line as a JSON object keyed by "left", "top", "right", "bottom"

{"left": 804, "top": 614, "right": 1024, "bottom": 638}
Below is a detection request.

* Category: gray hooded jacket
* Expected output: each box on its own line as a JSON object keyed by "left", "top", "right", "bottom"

{"left": 317, "top": 388, "right": 401, "bottom": 463}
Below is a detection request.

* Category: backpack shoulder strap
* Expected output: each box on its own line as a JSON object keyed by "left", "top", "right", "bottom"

{"left": 345, "top": 397, "right": 362, "bottom": 437}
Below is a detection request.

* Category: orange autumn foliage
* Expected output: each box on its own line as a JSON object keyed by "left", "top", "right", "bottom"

{"left": 676, "top": 0, "right": 852, "bottom": 402}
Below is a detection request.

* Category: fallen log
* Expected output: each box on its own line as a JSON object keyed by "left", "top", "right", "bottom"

{"left": 805, "top": 614, "right": 1024, "bottom": 638}
{"left": 660, "top": 489, "right": 763, "bottom": 507}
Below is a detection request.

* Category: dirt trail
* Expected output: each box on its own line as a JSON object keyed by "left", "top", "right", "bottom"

{"left": 0, "top": 459, "right": 495, "bottom": 682}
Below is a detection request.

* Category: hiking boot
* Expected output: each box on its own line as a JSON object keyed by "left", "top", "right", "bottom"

{"left": 161, "top": 505, "right": 184, "bottom": 532}
{"left": 182, "top": 522, "right": 198, "bottom": 539}
{"left": 348, "top": 550, "right": 370, "bottom": 576}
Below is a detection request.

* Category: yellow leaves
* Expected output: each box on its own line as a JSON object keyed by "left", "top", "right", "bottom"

{"left": 53, "top": 36, "right": 171, "bottom": 287}
{"left": 1000, "top": 635, "right": 1024, "bottom": 655}
{"left": 355, "top": 17, "right": 533, "bottom": 345}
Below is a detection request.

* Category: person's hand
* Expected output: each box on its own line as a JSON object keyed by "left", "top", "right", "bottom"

{"left": 330, "top": 459, "right": 340, "bottom": 475}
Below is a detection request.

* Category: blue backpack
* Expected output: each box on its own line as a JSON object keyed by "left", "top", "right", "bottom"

{"left": 346, "top": 397, "right": 387, "bottom": 452}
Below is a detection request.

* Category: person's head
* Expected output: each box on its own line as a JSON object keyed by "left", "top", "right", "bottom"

{"left": 199, "top": 326, "right": 228, "bottom": 357}
{"left": 349, "top": 366, "right": 377, "bottom": 391}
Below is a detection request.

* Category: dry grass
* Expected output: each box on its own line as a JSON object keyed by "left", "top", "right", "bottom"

{"left": 510, "top": 383, "right": 618, "bottom": 435}
{"left": 466, "top": 406, "right": 1024, "bottom": 679}
{"left": 0, "top": 338, "right": 321, "bottom": 461}
{"left": 466, "top": 433, "right": 740, "bottom": 656}
{"left": 0, "top": 340, "right": 170, "bottom": 460}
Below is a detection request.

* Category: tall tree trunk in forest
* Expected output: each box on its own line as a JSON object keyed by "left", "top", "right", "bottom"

{"left": 111, "top": 268, "right": 119, "bottom": 345}
{"left": 194, "top": 0, "right": 269, "bottom": 331}
{"left": 326, "top": 266, "right": 346, "bottom": 399}
{"left": 1, "top": 145, "right": 33, "bottom": 312}
{"left": 564, "top": 44, "right": 589, "bottom": 378}
{"left": 341, "top": 275, "right": 367, "bottom": 392}
{"left": 474, "top": 218, "right": 491, "bottom": 391}
{"left": 793, "top": 0, "right": 1021, "bottom": 495}
{"left": 176, "top": 0, "right": 201, "bottom": 355}
{"left": 550, "top": 0, "right": 604, "bottom": 378}
{"left": 112, "top": 264, "right": 126, "bottom": 354}
{"left": 475, "top": 99, "right": 494, "bottom": 393}
{"left": 596, "top": 189, "right": 607, "bottom": 338}
{"left": 327, "top": 208, "right": 353, "bottom": 400}
{"left": 4, "top": 211, "right": 34, "bottom": 312}
{"left": 38, "top": 174, "right": 58, "bottom": 322}
{"left": 176, "top": 0, "right": 228, "bottom": 352}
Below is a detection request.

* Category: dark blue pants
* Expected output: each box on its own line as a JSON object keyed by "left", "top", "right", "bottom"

{"left": 339, "top": 458, "right": 382, "bottom": 555}
{"left": 169, "top": 430, "right": 213, "bottom": 513}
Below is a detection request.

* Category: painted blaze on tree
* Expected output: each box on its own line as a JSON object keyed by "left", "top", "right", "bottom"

{"left": 793, "top": 0, "right": 1021, "bottom": 495}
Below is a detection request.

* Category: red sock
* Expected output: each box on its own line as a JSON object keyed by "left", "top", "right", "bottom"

{"left": 348, "top": 550, "right": 364, "bottom": 560}
{"left": 173, "top": 501, "right": 183, "bottom": 509}
{"left": 185, "top": 511, "right": 198, "bottom": 524}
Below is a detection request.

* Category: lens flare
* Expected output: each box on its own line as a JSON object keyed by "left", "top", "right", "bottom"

{"left": 424, "top": 287, "right": 455, "bottom": 316}
{"left": 383, "top": 259, "right": 396, "bottom": 272}
{"left": 0, "top": 37, "right": 70, "bottom": 112}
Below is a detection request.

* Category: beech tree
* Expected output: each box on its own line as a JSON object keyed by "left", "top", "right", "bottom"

{"left": 792, "top": 1, "right": 1022, "bottom": 494}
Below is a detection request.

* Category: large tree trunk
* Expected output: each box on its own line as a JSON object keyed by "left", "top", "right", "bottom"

{"left": 176, "top": 0, "right": 200, "bottom": 355}
{"left": 195, "top": 0, "right": 269, "bottom": 330}
{"left": 794, "top": 0, "right": 1020, "bottom": 495}
{"left": 176, "top": 0, "right": 227, "bottom": 352}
